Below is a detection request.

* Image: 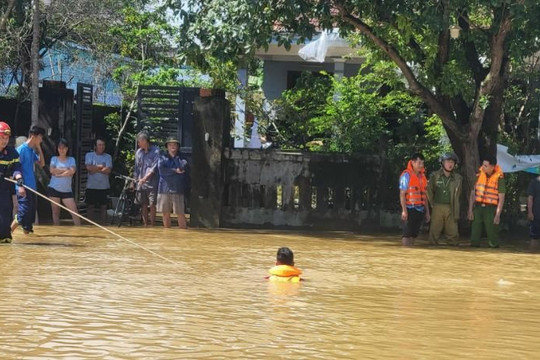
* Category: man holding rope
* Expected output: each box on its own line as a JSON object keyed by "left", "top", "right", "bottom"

{"left": 0, "top": 122, "right": 25, "bottom": 243}
{"left": 133, "top": 131, "right": 159, "bottom": 227}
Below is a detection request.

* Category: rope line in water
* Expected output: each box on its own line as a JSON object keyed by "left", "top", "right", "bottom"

{"left": 4, "top": 177, "right": 178, "bottom": 265}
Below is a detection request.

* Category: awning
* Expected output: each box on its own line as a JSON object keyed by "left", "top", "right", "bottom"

{"left": 497, "top": 144, "right": 540, "bottom": 174}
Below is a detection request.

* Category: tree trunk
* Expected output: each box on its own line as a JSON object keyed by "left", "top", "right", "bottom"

{"left": 113, "top": 97, "right": 136, "bottom": 161}
{"left": 459, "top": 135, "right": 479, "bottom": 203}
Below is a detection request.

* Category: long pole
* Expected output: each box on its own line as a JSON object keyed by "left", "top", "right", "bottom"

{"left": 5, "top": 177, "right": 177, "bottom": 265}
{"left": 30, "top": 0, "right": 40, "bottom": 126}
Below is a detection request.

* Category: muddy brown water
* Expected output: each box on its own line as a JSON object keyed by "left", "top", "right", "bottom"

{"left": 1, "top": 226, "right": 539, "bottom": 359}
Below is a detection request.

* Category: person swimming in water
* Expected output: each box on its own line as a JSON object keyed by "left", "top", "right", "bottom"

{"left": 267, "top": 247, "right": 302, "bottom": 283}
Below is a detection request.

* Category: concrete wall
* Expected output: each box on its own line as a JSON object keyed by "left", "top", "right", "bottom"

{"left": 192, "top": 94, "right": 401, "bottom": 231}
{"left": 220, "top": 149, "right": 389, "bottom": 230}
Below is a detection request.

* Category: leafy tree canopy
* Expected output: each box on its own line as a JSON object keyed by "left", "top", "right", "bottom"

{"left": 169, "top": 0, "right": 540, "bottom": 190}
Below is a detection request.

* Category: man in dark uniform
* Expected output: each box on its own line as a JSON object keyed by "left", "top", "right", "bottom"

{"left": 0, "top": 121, "right": 25, "bottom": 243}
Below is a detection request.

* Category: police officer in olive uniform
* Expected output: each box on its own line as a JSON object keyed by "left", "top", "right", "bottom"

{"left": 0, "top": 122, "right": 25, "bottom": 243}
{"left": 468, "top": 156, "right": 506, "bottom": 248}
{"left": 427, "top": 152, "right": 462, "bottom": 246}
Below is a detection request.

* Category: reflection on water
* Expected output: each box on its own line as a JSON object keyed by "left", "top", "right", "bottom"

{"left": 1, "top": 226, "right": 540, "bottom": 358}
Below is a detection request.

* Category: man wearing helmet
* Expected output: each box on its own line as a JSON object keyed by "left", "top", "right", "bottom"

{"left": 427, "top": 152, "right": 462, "bottom": 246}
{"left": 0, "top": 122, "right": 25, "bottom": 243}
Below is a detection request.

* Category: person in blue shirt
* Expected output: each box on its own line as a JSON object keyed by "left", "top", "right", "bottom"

{"left": 48, "top": 138, "right": 80, "bottom": 226}
{"left": 133, "top": 131, "right": 160, "bottom": 226}
{"left": 0, "top": 122, "right": 25, "bottom": 243}
{"left": 157, "top": 137, "right": 188, "bottom": 229}
{"left": 84, "top": 138, "right": 112, "bottom": 224}
{"left": 11, "top": 125, "right": 45, "bottom": 235}
{"left": 399, "top": 153, "right": 430, "bottom": 246}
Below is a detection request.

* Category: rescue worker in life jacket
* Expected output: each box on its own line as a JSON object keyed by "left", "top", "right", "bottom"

{"left": 399, "top": 153, "right": 430, "bottom": 246}
{"left": 467, "top": 156, "right": 506, "bottom": 248}
{"left": 267, "top": 247, "right": 302, "bottom": 282}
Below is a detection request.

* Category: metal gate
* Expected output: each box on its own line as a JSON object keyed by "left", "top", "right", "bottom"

{"left": 74, "top": 83, "right": 93, "bottom": 204}
{"left": 137, "top": 86, "right": 198, "bottom": 156}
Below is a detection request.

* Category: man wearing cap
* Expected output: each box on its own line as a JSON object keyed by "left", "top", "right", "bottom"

{"left": 157, "top": 137, "right": 188, "bottom": 229}
{"left": 133, "top": 131, "right": 160, "bottom": 226}
{"left": 427, "top": 152, "right": 462, "bottom": 246}
{"left": 468, "top": 156, "right": 506, "bottom": 248}
{"left": 0, "top": 122, "right": 25, "bottom": 243}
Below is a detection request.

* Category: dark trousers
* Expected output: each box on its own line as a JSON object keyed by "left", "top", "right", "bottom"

{"left": 402, "top": 208, "right": 425, "bottom": 238}
{"left": 530, "top": 218, "right": 540, "bottom": 240}
{"left": 0, "top": 188, "right": 13, "bottom": 239}
{"left": 16, "top": 192, "right": 36, "bottom": 231}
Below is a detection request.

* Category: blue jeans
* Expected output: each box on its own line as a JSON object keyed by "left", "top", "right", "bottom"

{"left": 17, "top": 192, "right": 36, "bottom": 231}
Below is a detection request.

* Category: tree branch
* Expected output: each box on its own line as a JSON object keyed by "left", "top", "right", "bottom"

{"left": 0, "top": 0, "right": 16, "bottom": 32}
{"left": 333, "top": 1, "right": 462, "bottom": 136}
{"left": 459, "top": 12, "right": 488, "bottom": 87}
{"left": 435, "top": 0, "right": 450, "bottom": 71}
{"left": 470, "top": 7, "right": 512, "bottom": 135}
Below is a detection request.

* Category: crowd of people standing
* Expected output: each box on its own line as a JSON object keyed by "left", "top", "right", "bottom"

{"left": 3, "top": 119, "right": 540, "bottom": 247}
{"left": 0, "top": 121, "right": 190, "bottom": 242}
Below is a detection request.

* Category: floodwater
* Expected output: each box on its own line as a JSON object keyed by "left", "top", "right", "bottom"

{"left": 1, "top": 226, "right": 540, "bottom": 359}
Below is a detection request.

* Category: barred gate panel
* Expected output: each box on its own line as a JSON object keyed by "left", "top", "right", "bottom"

{"left": 137, "top": 86, "right": 199, "bottom": 213}
{"left": 75, "top": 83, "right": 93, "bottom": 205}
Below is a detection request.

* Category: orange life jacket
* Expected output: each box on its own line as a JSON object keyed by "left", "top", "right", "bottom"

{"left": 401, "top": 160, "right": 427, "bottom": 207}
{"left": 475, "top": 165, "right": 503, "bottom": 205}
{"left": 268, "top": 265, "right": 302, "bottom": 283}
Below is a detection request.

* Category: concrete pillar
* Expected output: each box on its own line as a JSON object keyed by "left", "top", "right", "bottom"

{"left": 333, "top": 59, "right": 346, "bottom": 101}
{"left": 333, "top": 59, "right": 345, "bottom": 79}
{"left": 190, "top": 96, "right": 230, "bottom": 228}
{"left": 234, "top": 68, "right": 248, "bottom": 148}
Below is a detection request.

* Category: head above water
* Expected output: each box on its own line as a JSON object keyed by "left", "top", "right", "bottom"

{"left": 276, "top": 247, "right": 294, "bottom": 266}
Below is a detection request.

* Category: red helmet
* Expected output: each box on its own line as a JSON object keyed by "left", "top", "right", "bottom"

{"left": 0, "top": 122, "right": 11, "bottom": 136}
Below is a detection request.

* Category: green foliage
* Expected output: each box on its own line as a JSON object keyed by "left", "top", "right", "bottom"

{"left": 107, "top": 6, "right": 178, "bottom": 98}
{"left": 497, "top": 58, "right": 540, "bottom": 225}
{"left": 271, "top": 60, "right": 439, "bottom": 156}
{"left": 169, "top": 0, "right": 540, "bottom": 203}
{"left": 313, "top": 74, "right": 387, "bottom": 153}
{"left": 271, "top": 72, "right": 332, "bottom": 149}
{"left": 104, "top": 111, "right": 135, "bottom": 192}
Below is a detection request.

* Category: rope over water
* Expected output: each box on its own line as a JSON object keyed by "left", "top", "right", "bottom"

{"left": 4, "top": 177, "right": 178, "bottom": 265}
